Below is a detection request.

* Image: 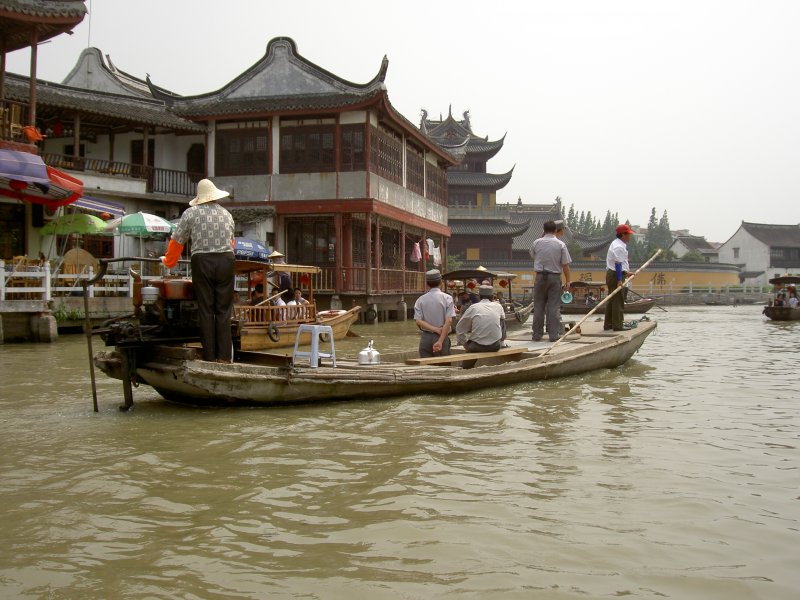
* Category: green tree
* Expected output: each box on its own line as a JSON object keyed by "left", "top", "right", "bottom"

{"left": 679, "top": 250, "right": 706, "bottom": 263}
{"left": 567, "top": 241, "right": 583, "bottom": 261}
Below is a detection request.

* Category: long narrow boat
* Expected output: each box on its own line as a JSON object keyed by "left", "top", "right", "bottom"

{"left": 560, "top": 281, "right": 656, "bottom": 315}
{"left": 94, "top": 320, "right": 656, "bottom": 407}
{"left": 762, "top": 275, "right": 800, "bottom": 321}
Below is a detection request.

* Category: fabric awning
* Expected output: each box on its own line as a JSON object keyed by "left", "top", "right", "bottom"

{"left": 0, "top": 149, "right": 83, "bottom": 208}
{"left": 72, "top": 196, "right": 126, "bottom": 217}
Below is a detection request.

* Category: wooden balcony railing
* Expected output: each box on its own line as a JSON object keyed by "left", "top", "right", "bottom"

{"left": 41, "top": 153, "right": 204, "bottom": 197}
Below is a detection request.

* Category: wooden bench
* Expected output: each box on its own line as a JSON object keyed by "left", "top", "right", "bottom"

{"left": 405, "top": 346, "right": 529, "bottom": 366}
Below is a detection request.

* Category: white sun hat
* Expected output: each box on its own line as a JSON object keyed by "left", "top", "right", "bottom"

{"left": 190, "top": 179, "right": 230, "bottom": 206}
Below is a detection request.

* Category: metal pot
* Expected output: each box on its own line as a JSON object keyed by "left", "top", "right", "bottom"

{"left": 357, "top": 340, "right": 380, "bottom": 365}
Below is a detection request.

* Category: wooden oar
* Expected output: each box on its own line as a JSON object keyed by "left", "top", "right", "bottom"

{"left": 540, "top": 249, "right": 662, "bottom": 356}
{"left": 254, "top": 290, "right": 285, "bottom": 307}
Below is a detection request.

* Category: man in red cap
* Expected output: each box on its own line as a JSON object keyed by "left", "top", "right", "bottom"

{"left": 605, "top": 224, "right": 634, "bottom": 331}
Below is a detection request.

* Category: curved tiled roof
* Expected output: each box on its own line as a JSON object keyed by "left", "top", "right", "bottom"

{"left": 741, "top": 222, "right": 800, "bottom": 247}
{"left": 422, "top": 108, "right": 505, "bottom": 159}
{"left": 449, "top": 218, "right": 531, "bottom": 237}
{"left": 448, "top": 168, "right": 514, "bottom": 189}
{"left": 0, "top": 0, "right": 86, "bottom": 52}
{"left": 3, "top": 73, "right": 205, "bottom": 132}
{"left": 152, "top": 37, "right": 388, "bottom": 111}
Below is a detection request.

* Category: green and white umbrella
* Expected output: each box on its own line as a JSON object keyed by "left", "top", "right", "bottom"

{"left": 106, "top": 211, "right": 176, "bottom": 257}
{"left": 107, "top": 211, "right": 176, "bottom": 236}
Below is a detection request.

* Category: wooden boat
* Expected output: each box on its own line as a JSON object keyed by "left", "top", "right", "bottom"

{"left": 763, "top": 275, "right": 800, "bottom": 321}
{"left": 560, "top": 281, "right": 656, "bottom": 315}
{"left": 443, "top": 267, "right": 533, "bottom": 329}
{"left": 234, "top": 260, "right": 359, "bottom": 349}
{"left": 94, "top": 319, "right": 656, "bottom": 407}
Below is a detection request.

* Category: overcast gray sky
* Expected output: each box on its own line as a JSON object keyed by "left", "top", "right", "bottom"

{"left": 6, "top": 0, "right": 799, "bottom": 243}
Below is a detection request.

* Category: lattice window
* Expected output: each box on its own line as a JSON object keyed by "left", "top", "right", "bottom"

{"left": 280, "top": 126, "right": 336, "bottom": 173}
{"left": 406, "top": 144, "right": 424, "bottom": 196}
{"left": 340, "top": 125, "right": 365, "bottom": 171}
{"left": 426, "top": 162, "right": 448, "bottom": 206}
{"left": 216, "top": 126, "right": 269, "bottom": 176}
{"left": 369, "top": 125, "right": 402, "bottom": 185}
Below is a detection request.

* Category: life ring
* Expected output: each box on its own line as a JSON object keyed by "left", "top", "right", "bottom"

{"left": 267, "top": 322, "right": 280, "bottom": 343}
{"left": 364, "top": 307, "right": 378, "bottom": 323}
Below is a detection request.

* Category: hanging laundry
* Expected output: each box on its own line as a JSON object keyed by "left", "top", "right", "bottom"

{"left": 432, "top": 246, "right": 442, "bottom": 267}
{"left": 410, "top": 241, "right": 422, "bottom": 263}
{"left": 426, "top": 238, "right": 435, "bottom": 256}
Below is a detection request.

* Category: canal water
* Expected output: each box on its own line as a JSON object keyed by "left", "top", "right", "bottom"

{"left": 0, "top": 306, "right": 797, "bottom": 599}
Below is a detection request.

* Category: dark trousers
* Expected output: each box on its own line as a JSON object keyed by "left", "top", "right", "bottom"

{"left": 462, "top": 339, "right": 502, "bottom": 369}
{"left": 532, "top": 272, "right": 562, "bottom": 341}
{"left": 419, "top": 330, "right": 451, "bottom": 358}
{"left": 191, "top": 252, "right": 235, "bottom": 361}
{"left": 604, "top": 269, "right": 628, "bottom": 330}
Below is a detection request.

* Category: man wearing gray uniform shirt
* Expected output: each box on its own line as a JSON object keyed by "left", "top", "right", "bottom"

{"left": 413, "top": 269, "right": 456, "bottom": 358}
{"left": 529, "top": 220, "right": 572, "bottom": 342}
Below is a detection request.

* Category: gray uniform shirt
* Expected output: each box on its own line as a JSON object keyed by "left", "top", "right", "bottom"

{"left": 530, "top": 234, "right": 571, "bottom": 273}
{"left": 413, "top": 287, "right": 456, "bottom": 328}
{"left": 456, "top": 299, "right": 505, "bottom": 346}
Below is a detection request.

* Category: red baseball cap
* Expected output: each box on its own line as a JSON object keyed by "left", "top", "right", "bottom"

{"left": 616, "top": 224, "right": 634, "bottom": 235}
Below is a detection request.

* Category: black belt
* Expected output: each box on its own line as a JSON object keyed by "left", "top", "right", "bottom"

{"left": 536, "top": 271, "right": 558, "bottom": 276}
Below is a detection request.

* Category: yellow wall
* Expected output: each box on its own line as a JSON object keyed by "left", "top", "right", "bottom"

{"left": 466, "top": 248, "right": 480, "bottom": 261}
{"left": 512, "top": 265, "right": 741, "bottom": 293}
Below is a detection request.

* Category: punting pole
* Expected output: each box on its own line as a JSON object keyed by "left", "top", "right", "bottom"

{"left": 82, "top": 259, "right": 110, "bottom": 412}
{"left": 540, "top": 249, "right": 662, "bottom": 357}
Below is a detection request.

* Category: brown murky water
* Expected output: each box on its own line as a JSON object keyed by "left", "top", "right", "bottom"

{"left": 0, "top": 306, "right": 797, "bottom": 599}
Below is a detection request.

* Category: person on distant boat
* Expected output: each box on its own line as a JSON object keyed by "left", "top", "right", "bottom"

{"left": 585, "top": 290, "right": 598, "bottom": 306}
{"left": 456, "top": 284, "right": 506, "bottom": 368}
{"left": 530, "top": 220, "right": 572, "bottom": 342}
{"left": 605, "top": 223, "right": 634, "bottom": 332}
{"left": 787, "top": 286, "right": 799, "bottom": 308}
{"left": 457, "top": 291, "right": 472, "bottom": 313}
{"left": 773, "top": 291, "right": 786, "bottom": 307}
{"left": 250, "top": 283, "right": 265, "bottom": 306}
{"left": 414, "top": 269, "right": 456, "bottom": 358}
{"left": 161, "top": 178, "right": 234, "bottom": 363}
{"left": 287, "top": 287, "right": 310, "bottom": 319}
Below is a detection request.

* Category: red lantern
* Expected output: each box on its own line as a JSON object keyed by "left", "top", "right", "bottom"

{"left": 300, "top": 274, "right": 310, "bottom": 285}
{"left": 10, "top": 180, "right": 27, "bottom": 191}
{"left": 498, "top": 279, "right": 508, "bottom": 288}
{"left": 99, "top": 212, "right": 112, "bottom": 220}
{"left": 467, "top": 281, "right": 476, "bottom": 289}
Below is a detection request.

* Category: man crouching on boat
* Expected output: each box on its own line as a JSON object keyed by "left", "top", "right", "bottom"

{"left": 456, "top": 284, "right": 506, "bottom": 358}
{"left": 414, "top": 269, "right": 456, "bottom": 358}
{"left": 161, "top": 179, "right": 235, "bottom": 363}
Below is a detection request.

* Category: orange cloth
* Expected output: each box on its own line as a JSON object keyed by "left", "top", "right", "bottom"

{"left": 162, "top": 239, "right": 184, "bottom": 269}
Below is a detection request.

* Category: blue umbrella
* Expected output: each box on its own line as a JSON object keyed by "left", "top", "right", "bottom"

{"left": 233, "top": 237, "right": 270, "bottom": 262}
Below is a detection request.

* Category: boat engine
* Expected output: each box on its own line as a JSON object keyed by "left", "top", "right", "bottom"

{"left": 102, "top": 274, "right": 202, "bottom": 347}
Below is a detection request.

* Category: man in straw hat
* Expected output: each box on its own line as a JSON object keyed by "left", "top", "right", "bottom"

{"left": 413, "top": 269, "right": 456, "bottom": 358}
{"left": 161, "top": 179, "right": 235, "bottom": 362}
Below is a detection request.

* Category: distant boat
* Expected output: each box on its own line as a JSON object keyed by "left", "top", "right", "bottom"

{"left": 763, "top": 275, "right": 800, "bottom": 321}
{"left": 443, "top": 268, "right": 533, "bottom": 329}
{"left": 560, "top": 281, "right": 656, "bottom": 315}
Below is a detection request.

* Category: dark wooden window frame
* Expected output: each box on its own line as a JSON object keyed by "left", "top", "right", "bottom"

{"left": 215, "top": 125, "right": 269, "bottom": 176}
{"left": 280, "top": 125, "right": 336, "bottom": 174}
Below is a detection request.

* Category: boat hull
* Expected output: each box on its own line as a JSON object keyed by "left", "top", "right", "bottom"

{"left": 95, "top": 321, "right": 656, "bottom": 407}
{"left": 560, "top": 298, "right": 656, "bottom": 315}
{"left": 762, "top": 306, "right": 800, "bottom": 321}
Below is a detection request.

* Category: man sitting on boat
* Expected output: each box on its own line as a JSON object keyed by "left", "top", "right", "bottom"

{"left": 456, "top": 284, "right": 507, "bottom": 366}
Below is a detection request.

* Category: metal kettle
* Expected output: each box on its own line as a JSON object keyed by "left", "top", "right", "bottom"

{"left": 358, "top": 340, "right": 381, "bottom": 365}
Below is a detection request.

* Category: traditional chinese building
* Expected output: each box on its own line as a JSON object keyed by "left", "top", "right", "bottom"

{"left": 420, "top": 108, "right": 519, "bottom": 262}
{"left": 149, "top": 37, "right": 455, "bottom": 314}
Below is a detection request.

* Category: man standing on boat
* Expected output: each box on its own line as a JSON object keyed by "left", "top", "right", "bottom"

{"left": 605, "top": 223, "right": 634, "bottom": 331}
{"left": 414, "top": 269, "right": 456, "bottom": 358}
{"left": 530, "top": 220, "right": 572, "bottom": 342}
{"left": 456, "top": 284, "right": 506, "bottom": 364}
{"left": 161, "top": 179, "right": 235, "bottom": 363}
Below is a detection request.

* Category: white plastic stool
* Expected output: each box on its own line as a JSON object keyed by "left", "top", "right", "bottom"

{"left": 292, "top": 324, "right": 336, "bottom": 368}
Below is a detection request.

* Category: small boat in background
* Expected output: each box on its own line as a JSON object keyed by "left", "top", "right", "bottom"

{"left": 762, "top": 275, "right": 800, "bottom": 321}
{"left": 560, "top": 281, "right": 657, "bottom": 315}
{"left": 443, "top": 267, "right": 534, "bottom": 328}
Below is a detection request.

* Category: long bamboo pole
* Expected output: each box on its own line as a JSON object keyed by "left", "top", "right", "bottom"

{"left": 540, "top": 249, "right": 662, "bottom": 356}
